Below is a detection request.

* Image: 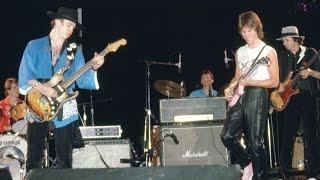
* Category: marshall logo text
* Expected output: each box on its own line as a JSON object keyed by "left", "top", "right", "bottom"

{"left": 182, "top": 150, "right": 209, "bottom": 158}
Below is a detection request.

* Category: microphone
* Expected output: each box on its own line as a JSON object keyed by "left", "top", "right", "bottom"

{"left": 176, "top": 53, "right": 182, "bottom": 74}
{"left": 208, "top": 85, "right": 213, "bottom": 97}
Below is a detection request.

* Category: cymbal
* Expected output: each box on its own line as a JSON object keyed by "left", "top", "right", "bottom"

{"left": 153, "top": 80, "right": 185, "bottom": 98}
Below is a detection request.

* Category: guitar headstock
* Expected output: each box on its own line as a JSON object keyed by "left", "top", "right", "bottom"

{"left": 106, "top": 38, "right": 127, "bottom": 53}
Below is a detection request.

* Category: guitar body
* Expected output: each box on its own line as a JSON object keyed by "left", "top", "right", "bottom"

{"left": 271, "top": 50, "right": 320, "bottom": 111}
{"left": 227, "top": 57, "right": 270, "bottom": 107}
{"left": 10, "top": 102, "right": 27, "bottom": 121}
{"left": 270, "top": 78, "right": 300, "bottom": 111}
{"left": 25, "top": 68, "right": 79, "bottom": 121}
{"left": 228, "top": 85, "right": 244, "bottom": 107}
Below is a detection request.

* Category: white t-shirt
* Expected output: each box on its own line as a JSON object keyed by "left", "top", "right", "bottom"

{"left": 237, "top": 41, "right": 273, "bottom": 80}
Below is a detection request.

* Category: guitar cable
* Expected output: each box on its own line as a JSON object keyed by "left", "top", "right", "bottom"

{"left": 208, "top": 121, "right": 229, "bottom": 166}
{"left": 93, "top": 143, "right": 110, "bottom": 168}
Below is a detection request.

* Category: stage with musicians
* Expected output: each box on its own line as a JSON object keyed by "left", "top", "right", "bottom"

{"left": 2, "top": 1, "right": 320, "bottom": 180}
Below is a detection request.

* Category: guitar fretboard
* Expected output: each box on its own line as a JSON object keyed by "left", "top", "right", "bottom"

{"left": 60, "top": 49, "right": 109, "bottom": 89}
{"left": 290, "top": 50, "right": 320, "bottom": 87}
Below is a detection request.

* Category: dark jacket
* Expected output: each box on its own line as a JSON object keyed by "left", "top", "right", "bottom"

{"left": 278, "top": 47, "right": 320, "bottom": 96}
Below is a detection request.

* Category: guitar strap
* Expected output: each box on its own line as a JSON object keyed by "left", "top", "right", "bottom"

{"left": 65, "top": 42, "right": 78, "bottom": 69}
{"left": 251, "top": 44, "right": 267, "bottom": 67}
{"left": 241, "top": 44, "right": 267, "bottom": 79}
{"left": 55, "top": 42, "right": 78, "bottom": 120}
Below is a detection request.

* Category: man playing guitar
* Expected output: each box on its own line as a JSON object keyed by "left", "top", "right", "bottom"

{"left": 276, "top": 26, "right": 320, "bottom": 179}
{"left": 220, "top": 11, "right": 279, "bottom": 180}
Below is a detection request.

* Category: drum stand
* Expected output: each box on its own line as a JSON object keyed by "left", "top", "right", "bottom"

{"left": 42, "top": 131, "right": 56, "bottom": 169}
{"left": 18, "top": 159, "right": 25, "bottom": 180}
{"left": 143, "top": 61, "right": 154, "bottom": 167}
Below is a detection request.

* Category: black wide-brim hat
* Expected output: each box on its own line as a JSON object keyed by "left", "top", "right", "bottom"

{"left": 47, "top": 7, "right": 83, "bottom": 29}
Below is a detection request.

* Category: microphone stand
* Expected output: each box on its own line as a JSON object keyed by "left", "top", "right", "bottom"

{"left": 268, "top": 107, "right": 278, "bottom": 169}
{"left": 139, "top": 129, "right": 178, "bottom": 166}
{"left": 143, "top": 61, "right": 152, "bottom": 167}
{"left": 143, "top": 59, "right": 177, "bottom": 167}
{"left": 89, "top": 90, "right": 95, "bottom": 126}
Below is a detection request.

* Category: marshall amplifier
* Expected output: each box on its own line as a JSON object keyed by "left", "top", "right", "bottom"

{"left": 159, "top": 97, "right": 226, "bottom": 123}
{"left": 160, "top": 124, "right": 229, "bottom": 166}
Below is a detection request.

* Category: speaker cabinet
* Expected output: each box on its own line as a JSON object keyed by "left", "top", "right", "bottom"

{"left": 161, "top": 124, "right": 229, "bottom": 166}
{"left": 72, "top": 139, "right": 131, "bottom": 168}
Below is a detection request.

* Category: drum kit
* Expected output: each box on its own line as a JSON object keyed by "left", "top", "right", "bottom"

{"left": 0, "top": 102, "right": 28, "bottom": 180}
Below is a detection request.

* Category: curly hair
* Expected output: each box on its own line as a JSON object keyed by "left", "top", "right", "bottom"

{"left": 4, "top": 77, "right": 17, "bottom": 97}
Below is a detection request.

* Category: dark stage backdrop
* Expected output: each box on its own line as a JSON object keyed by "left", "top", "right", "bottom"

{"left": 1, "top": 0, "right": 320, "bottom": 154}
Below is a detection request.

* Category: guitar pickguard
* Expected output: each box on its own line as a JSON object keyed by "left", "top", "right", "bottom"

{"left": 26, "top": 87, "right": 79, "bottom": 121}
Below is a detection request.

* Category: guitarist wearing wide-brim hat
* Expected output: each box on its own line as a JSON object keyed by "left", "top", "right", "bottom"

{"left": 275, "top": 25, "right": 320, "bottom": 178}
{"left": 18, "top": 7, "right": 106, "bottom": 172}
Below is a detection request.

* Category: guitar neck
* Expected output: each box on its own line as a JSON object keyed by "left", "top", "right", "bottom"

{"left": 290, "top": 73, "right": 302, "bottom": 88}
{"left": 305, "top": 50, "right": 320, "bottom": 68}
{"left": 290, "top": 50, "right": 320, "bottom": 87}
{"left": 60, "top": 49, "right": 109, "bottom": 89}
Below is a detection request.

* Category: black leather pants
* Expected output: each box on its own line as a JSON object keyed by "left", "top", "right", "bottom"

{"left": 221, "top": 86, "right": 269, "bottom": 180}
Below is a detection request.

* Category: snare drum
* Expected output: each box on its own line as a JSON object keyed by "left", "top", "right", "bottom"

{"left": 0, "top": 134, "right": 27, "bottom": 180}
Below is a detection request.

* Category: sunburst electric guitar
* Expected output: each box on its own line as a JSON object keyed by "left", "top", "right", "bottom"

{"left": 270, "top": 50, "right": 320, "bottom": 111}
{"left": 26, "top": 38, "right": 127, "bottom": 121}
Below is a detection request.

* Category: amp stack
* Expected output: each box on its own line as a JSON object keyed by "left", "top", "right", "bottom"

{"left": 152, "top": 97, "right": 229, "bottom": 167}
{"left": 72, "top": 125, "right": 132, "bottom": 168}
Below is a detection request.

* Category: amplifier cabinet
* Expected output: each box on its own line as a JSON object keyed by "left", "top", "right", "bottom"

{"left": 160, "top": 97, "right": 226, "bottom": 123}
{"left": 161, "top": 124, "right": 229, "bottom": 166}
{"left": 72, "top": 139, "right": 131, "bottom": 168}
